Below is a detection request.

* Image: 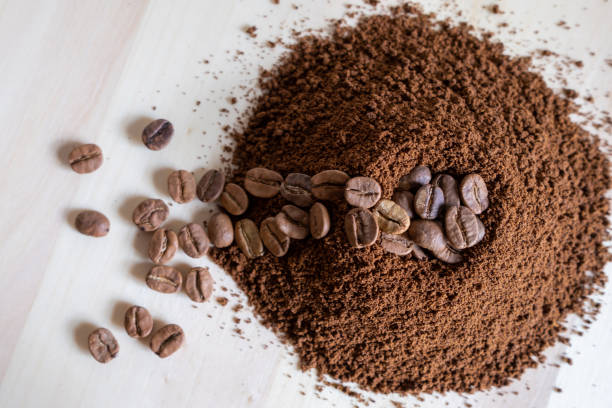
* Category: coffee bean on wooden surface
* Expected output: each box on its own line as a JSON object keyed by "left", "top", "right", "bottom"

{"left": 68, "top": 143, "right": 103, "bottom": 174}
{"left": 311, "top": 169, "right": 350, "bottom": 201}
{"left": 88, "top": 328, "right": 119, "bottom": 363}
{"left": 197, "top": 169, "right": 225, "bottom": 202}
{"left": 208, "top": 212, "right": 234, "bottom": 248}
{"left": 142, "top": 119, "right": 173, "bottom": 151}
{"left": 167, "top": 170, "right": 196, "bottom": 203}
{"left": 235, "top": 219, "right": 264, "bottom": 258}
{"left": 276, "top": 205, "right": 309, "bottom": 239}
{"left": 124, "top": 305, "right": 153, "bottom": 338}
{"left": 309, "top": 202, "right": 330, "bottom": 239}
{"left": 414, "top": 184, "right": 445, "bottom": 219}
{"left": 244, "top": 167, "right": 283, "bottom": 198}
{"left": 150, "top": 324, "right": 184, "bottom": 358}
{"left": 345, "top": 177, "right": 382, "bottom": 208}
{"left": 408, "top": 220, "right": 462, "bottom": 264}
{"left": 220, "top": 183, "right": 249, "bottom": 215}
{"left": 148, "top": 228, "right": 178, "bottom": 264}
{"left": 178, "top": 223, "right": 210, "bottom": 258}
{"left": 444, "top": 206, "right": 485, "bottom": 249}
{"left": 432, "top": 174, "right": 461, "bottom": 207}
{"left": 260, "top": 217, "right": 290, "bottom": 257}
{"left": 399, "top": 165, "right": 431, "bottom": 191}
{"left": 75, "top": 210, "right": 110, "bottom": 237}
{"left": 146, "top": 265, "right": 182, "bottom": 293}
{"left": 460, "top": 173, "right": 489, "bottom": 214}
{"left": 345, "top": 208, "right": 379, "bottom": 248}
{"left": 132, "top": 199, "right": 169, "bottom": 232}
{"left": 373, "top": 199, "right": 410, "bottom": 234}
{"left": 185, "top": 267, "right": 214, "bottom": 303}
{"left": 281, "top": 173, "right": 313, "bottom": 207}
{"left": 392, "top": 190, "right": 415, "bottom": 218}
{"left": 381, "top": 232, "right": 414, "bottom": 256}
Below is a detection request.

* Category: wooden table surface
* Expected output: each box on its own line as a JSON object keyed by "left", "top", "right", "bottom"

{"left": 1, "top": 0, "right": 611, "bottom": 407}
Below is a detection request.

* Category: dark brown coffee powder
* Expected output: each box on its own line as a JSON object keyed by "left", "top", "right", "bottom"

{"left": 211, "top": 6, "right": 611, "bottom": 394}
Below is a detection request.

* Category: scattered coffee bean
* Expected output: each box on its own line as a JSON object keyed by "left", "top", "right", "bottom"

{"left": 68, "top": 143, "right": 103, "bottom": 174}
{"left": 309, "top": 202, "right": 330, "bottom": 239}
{"left": 184, "top": 267, "right": 214, "bottom": 303}
{"left": 414, "top": 184, "right": 445, "bottom": 219}
{"left": 373, "top": 199, "right": 410, "bottom": 234}
{"left": 281, "top": 173, "right": 314, "bottom": 207}
{"left": 276, "top": 205, "right": 309, "bottom": 239}
{"left": 75, "top": 210, "right": 110, "bottom": 237}
{"left": 148, "top": 228, "right": 178, "bottom": 264}
{"left": 392, "top": 190, "right": 415, "bottom": 218}
{"left": 124, "top": 305, "right": 153, "bottom": 338}
{"left": 244, "top": 167, "right": 283, "bottom": 198}
{"left": 146, "top": 265, "right": 182, "bottom": 293}
{"left": 344, "top": 208, "right": 379, "bottom": 248}
{"left": 142, "top": 119, "right": 173, "bottom": 151}
{"left": 197, "top": 169, "right": 225, "bottom": 202}
{"left": 408, "top": 220, "right": 462, "bottom": 263}
{"left": 132, "top": 199, "right": 169, "bottom": 232}
{"left": 178, "top": 223, "right": 210, "bottom": 258}
{"left": 88, "top": 328, "right": 119, "bottom": 363}
{"left": 150, "top": 324, "right": 184, "bottom": 358}
{"left": 345, "top": 176, "right": 382, "bottom": 208}
{"left": 432, "top": 174, "right": 461, "bottom": 207}
{"left": 381, "top": 232, "right": 414, "bottom": 256}
{"left": 220, "top": 183, "right": 249, "bottom": 215}
{"left": 399, "top": 165, "right": 431, "bottom": 191}
{"left": 167, "top": 170, "right": 196, "bottom": 203}
{"left": 444, "top": 206, "right": 485, "bottom": 249}
{"left": 311, "top": 169, "right": 350, "bottom": 201}
{"left": 260, "top": 217, "right": 290, "bottom": 257}
{"left": 235, "top": 219, "right": 265, "bottom": 258}
{"left": 460, "top": 173, "right": 489, "bottom": 214}
{"left": 208, "top": 212, "right": 234, "bottom": 248}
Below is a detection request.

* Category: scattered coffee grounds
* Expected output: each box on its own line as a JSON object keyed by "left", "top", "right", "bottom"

{"left": 211, "top": 6, "right": 610, "bottom": 394}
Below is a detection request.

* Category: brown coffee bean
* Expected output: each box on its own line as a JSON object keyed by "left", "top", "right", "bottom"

{"left": 88, "top": 328, "right": 119, "bottom": 363}
{"left": 444, "top": 206, "right": 485, "bottom": 249}
{"left": 281, "top": 173, "right": 313, "bottom": 207}
{"left": 275, "top": 205, "right": 309, "bottom": 239}
{"left": 412, "top": 244, "right": 429, "bottom": 260}
{"left": 344, "top": 208, "right": 379, "bottom": 248}
{"left": 132, "top": 199, "right": 169, "bottom": 232}
{"left": 392, "top": 190, "right": 415, "bottom": 218}
{"left": 460, "top": 173, "right": 489, "bottom": 214}
{"left": 260, "top": 217, "right": 290, "bottom": 257}
{"left": 208, "top": 212, "right": 234, "bottom": 248}
{"left": 124, "top": 306, "right": 153, "bottom": 338}
{"left": 178, "top": 223, "right": 210, "bottom": 258}
{"left": 345, "top": 177, "right": 382, "bottom": 208}
{"left": 75, "top": 210, "right": 110, "bottom": 237}
{"left": 69, "top": 143, "right": 103, "bottom": 174}
{"left": 373, "top": 199, "right": 410, "bottom": 234}
{"left": 414, "top": 184, "right": 445, "bottom": 220}
{"left": 235, "top": 219, "right": 264, "bottom": 258}
{"left": 399, "top": 165, "right": 431, "bottom": 191}
{"left": 309, "top": 202, "right": 330, "bottom": 239}
{"left": 167, "top": 170, "right": 196, "bottom": 203}
{"left": 311, "top": 170, "right": 350, "bottom": 201}
{"left": 185, "top": 267, "right": 214, "bottom": 303}
{"left": 148, "top": 228, "right": 178, "bottom": 264}
{"left": 381, "top": 232, "right": 414, "bottom": 256}
{"left": 146, "top": 265, "right": 182, "bottom": 293}
{"left": 408, "top": 220, "right": 462, "bottom": 264}
{"left": 197, "top": 169, "right": 225, "bottom": 202}
{"left": 220, "top": 183, "right": 249, "bottom": 215}
{"left": 150, "top": 324, "right": 184, "bottom": 358}
{"left": 244, "top": 167, "right": 283, "bottom": 198}
{"left": 142, "top": 119, "right": 173, "bottom": 150}
{"left": 432, "top": 174, "right": 461, "bottom": 207}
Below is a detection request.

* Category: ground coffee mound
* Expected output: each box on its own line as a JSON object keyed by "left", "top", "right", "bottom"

{"left": 211, "top": 6, "right": 611, "bottom": 394}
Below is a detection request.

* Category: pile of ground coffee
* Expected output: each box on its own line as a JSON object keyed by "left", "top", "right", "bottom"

{"left": 211, "top": 5, "right": 611, "bottom": 394}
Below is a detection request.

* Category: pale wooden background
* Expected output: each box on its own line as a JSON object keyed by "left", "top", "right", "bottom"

{"left": 0, "top": 0, "right": 611, "bottom": 407}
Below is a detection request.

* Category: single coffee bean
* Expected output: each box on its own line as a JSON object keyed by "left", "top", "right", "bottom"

{"left": 260, "top": 217, "right": 290, "bottom": 257}
{"left": 235, "top": 219, "right": 265, "bottom": 258}
{"left": 124, "top": 305, "right": 153, "bottom": 338}
{"left": 184, "top": 267, "right": 214, "bottom": 303}
{"left": 432, "top": 174, "right": 461, "bottom": 207}
{"left": 344, "top": 208, "right": 379, "bottom": 248}
{"left": 75, "top": 210, "right": 110, "bottom": 237}
{"left": 244, "top": 167, "right": 283, "bottom": 198}
{"left": 373, "top": 199, "right": 410, "bottom": 234}
{"left": 414, "top": 184, "right": 445, "bottom": 220}
{"left": 68, "top": 143, "right": 103, "bottom": 174}
{"left": 208, "top": 212, "right": 234, "bottom": 248}
{"left": 281, "top": 173, "right": 314, "bottom": 207}
{"left": 146, "top": 265, "right": 182, "bottom": 293}
{"left": 148, "top": 228, "right": 178, "bottom": 264}
{"left": 460, "top": 173, "right": 489, "bottom": 214}
{"left": 142, "top": 119, "right": 173, "bottom": 151}
{"left": 178, "top": 223, "right": 210, "bottom": 258}
{"left": 132, "top": 199, "right": 169, "bottom": 232}
{"left": 408, "top": 220, "right": 463, "bottom": 264}
{"left": 275, "top": 205, "right": 309, "bottom": 239}
{"left": 345, "top": 177, "right": 382, "bottom": 208}
{"left": 167, "top": 170, "right": 196, "bottom": 203}
{"left": 88, "top": 328, "right": 119, "bottom": 363}
{"left": 197, "top": 169, "right": 225, "bottom": 202}
{"left": 309, "top": 202, "right": 330, "bottom": 239}
{"left": 444, "top": 206, "right": 485, "bottom": 249}
{"left": 398, "top": 165, "right": 431, "bottom": 191}
{"left": 381, "top": 232, "right": 414, "bottom": 256}
{"left": 392, "top": 190, "right": 415, "bottom": 218}
{"left": 311, "top": 169, "right": 350, "bottom": 201}
{"left": 220, "top": 183, "right": 249, "bottom": 215}
{"left": 150, "top": 324, "right": 184, "bottom": 358}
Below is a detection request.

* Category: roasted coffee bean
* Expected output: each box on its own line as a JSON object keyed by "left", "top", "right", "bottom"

{"left": 208, "top": 212, "right": 234, "bottom": 248}
{"left": 309, "top": 202, "right": 330, "bottom": 239}
{"left": 408, "top": 220, "right": 462, "bottom": 264}
{"left": 150, "top": 324, "right": 184, "bottom": 358}
{"left": 381, "top": 232, "right": 414, "bottom": 256}
{"left": 244, "top": 167, "right": 283, "bottom": 198}
{"left": 432, "top": 174, "right": 460, "bottom": 208}
{"left": 142, "top": 119, "right": 173, "bottom": 150}
{"left": 392, "top": 190, "right": 415, "bottom": 218}
{"left": 148, "top": 228, "right": 178, "bottom": 264}
{"left": 146, "top": 265, "right": 182, "bottom": 293}
{"left": 414, "top": 184, "right": 445, "bottom": 219}
{"left": 75, "top": 210, "right": 110, "bottom": 237}
{"left": 88, "top": 328, "right": 119, "bottom": 363}
{"left": 444, "top": 206, "right": 485, "bottom": 249}
{"left": 69, "top": 143, "right": 103, "bottom": 174}
{"left": 185, "top": 267, "right": 214, "bottom": 303}
{"left": 460, "top": 173, "right": 489, "bottom": 214}
{"left": 235, "top": 219, "right": 264, "bottom": 258}
{"left": 132, "top": 199, "right": 169, "bottom": 232}
{"left": 399, "top": 165, "right": 431, "bottom": 191}
{"left": 412, "top": 244, "right": 429, "bottom": 260}
{"left": 311, "top": 169, "right": 350, "bottom": 201}
{"left": 220, "top": 183, "right": 249, "bottom": 215}
{"left": 345, "top": 177, "right": 382, "bottom": 208}
{"left": 260, "top": 217, "right": 290, "bottom": 257}
{"left": 344, "top": 208, "right": 379, "bottom": 248}
{"left": 197, "top": 169, "right": 225, "bottom": 202}
{"left": 433, "top": 244, "right": 463, "bottom": 264}
{"left": 178, "top": 223, "right": 210, "bottom": 258}
{"left": 275, "top": 205, "right": 309, "bottom": 239}
{"left": 124, "top": 305, "right": 153, "bottom": 338}
{"left": 373, "top": 199, "right": 410, "bottom": 234}
{"left": 167, "top": 170, "right": 196, "bottom": 203}
{"left": 281, "top": 173, "right": 313, "bottom": 207}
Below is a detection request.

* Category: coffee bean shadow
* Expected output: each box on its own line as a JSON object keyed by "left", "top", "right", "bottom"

{"left": 163, "top": 218, "right": 189, "bottom": 232}
{"left": 152, "top": 167, "right": 174, "bottom": 197}
{"left": 73, "top": 321, "right": 98, "bottom": 354}
{"left": 124, "top": 115, "right": 154, "bottom": 146}
{"left": 192, "top": 206, "right": 217, "bottom": 225}
{"left": 118, "top": 195, "right": 150, "bottom": 224}
{"left": 133, "top": 230, "right": 150, "bottom": 258}
{"left": 110, "top": 300, "right": 133, "bottom": 329}
{"left": 129, "top": 262, "right": 152, "bottom": 284}
{"left": 54, "top": 139, "right": 82, "bottom": 168}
